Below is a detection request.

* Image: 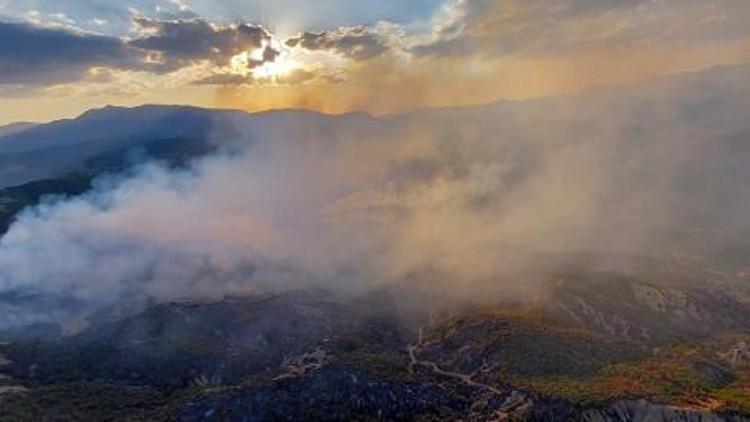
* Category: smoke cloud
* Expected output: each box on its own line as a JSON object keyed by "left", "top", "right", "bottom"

{"left": 1, "top": 64, "right": 750, "bottom": 327}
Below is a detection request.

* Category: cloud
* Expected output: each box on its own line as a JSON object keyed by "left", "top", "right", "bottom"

{"left": 184, "top": 0, "right": 443, "bottom": 32}
{"left": 413, "top": 0, "right": 750, "bottom": 58}
{"left": 285, "top": 26, "right": 390, "bottom": 61}
{"left": 129, "top": 17, "right": 274, "bottom": 71}
{"left": 274, "top": 69, "right": 315, "bottom": 85}
{"left": 260, "top": 44, "right": 280, "bottom": 63}
{"left": 0, "top": 17, "right": 280, "bottom": 89}
{"left": 191, "top": 72, "right": 254, "bottom": 86}
{"left": 0, "top": 21, "right": 143, "bottom": 85}
{"left": 3, "top": 0, "right": 750, "bottom": 121}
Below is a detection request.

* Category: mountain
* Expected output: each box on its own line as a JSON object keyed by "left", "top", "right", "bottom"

{"left": 0, "top": 105, "right": 383, "bottom": 236}
{"left": 1, "top": 65, "right": 750, "bottom": 420}
{"left": 0, "top": 122, "right": 37, "bottom": 138}
{"left": 0, "top": 104, "right": 382, "bottom": 189}
{"left": 0, "top": 105, "right": 241, "bottom": 189}
{"left": 0, "top": 173, "right": 92, "bottom": 235}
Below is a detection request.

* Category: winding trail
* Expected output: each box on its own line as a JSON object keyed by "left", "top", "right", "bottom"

{"left": 407, "top": 326, "right": 503, "bottom": 396}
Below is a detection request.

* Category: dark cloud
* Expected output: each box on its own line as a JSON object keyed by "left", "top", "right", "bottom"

{"left": 129, "top": 18, "right": 273, "bottom": 71}
{"left": 0, "top": 21, "right": 143, "bottom": 85}
{"left": 285, "top": 26, "right": 389, "bottom": 61}
{"left": 0, "top": 18, "right": 281, "bottom": 88}
{"left": 191, "top": 72, "right": 254, "bottom": 86}
{"left": 246, "top": 45, "right": 281, "bottom": 69}
{"left": 261, "top": 45, "right": 280, "bottom": 63}
{"left": 194, "top": 67, "right": 315, "bottom": 87}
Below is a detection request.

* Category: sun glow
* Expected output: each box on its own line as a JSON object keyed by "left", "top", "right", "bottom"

{"left": 229, "top": 52, "right": 251, "bottom": 75}
{"left": 228, "top": 40, "right": 302, "bottom": 81}
{"left": 253, "top": 55, "right": 300, "bottom": 80}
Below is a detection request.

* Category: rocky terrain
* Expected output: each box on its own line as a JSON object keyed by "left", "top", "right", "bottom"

{"left": 0, "top": 268, "right": 749, "bottom": 420}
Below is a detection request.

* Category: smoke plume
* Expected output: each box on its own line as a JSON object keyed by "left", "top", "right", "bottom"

{"left": 1, "top": 64, "right": 750, "bottom": 327}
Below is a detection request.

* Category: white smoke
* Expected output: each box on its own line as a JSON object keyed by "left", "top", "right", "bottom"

{"left": 1, "top": 64, "right": 750, "bottom": 326}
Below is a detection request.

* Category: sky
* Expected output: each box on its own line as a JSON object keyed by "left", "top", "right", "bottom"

{"left": 1, "top": 0, "right": 750, "bottom": 125}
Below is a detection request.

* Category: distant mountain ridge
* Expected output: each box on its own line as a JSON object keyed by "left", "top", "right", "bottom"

{"left": 0, "top": 103, "right": 385, "bottom": 189}
{"left": 2, "top": 62, "right": 749, "bottom": 185}
{"left": 0, "top": 121, "right": 37, "bottom": 138}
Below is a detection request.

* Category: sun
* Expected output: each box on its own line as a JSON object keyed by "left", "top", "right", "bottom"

{"left": 253, "top": 55, "right": 299, "bottom": 80}
{"left": 227, "top": 40, "right": 300, "bottom": 81}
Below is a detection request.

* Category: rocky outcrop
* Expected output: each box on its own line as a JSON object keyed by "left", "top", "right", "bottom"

{"left": 177, "top": 363, "right": 463, "bottom": 421}
{"left": 2, "top": 288, "right": 749, "bottom": 420}
{"left": 719, "top": 341, "right": 750, "bottom": 367}
{"left": 551, "top": 276, "right": 750, "bottom": 344}
{"left": 558, "top": 296, "right": 651, "bottom": 341}
{"left": 581, "top": 399, "right": 748, "bottom": 422}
